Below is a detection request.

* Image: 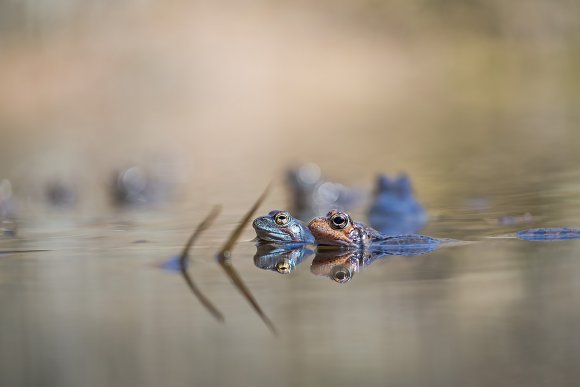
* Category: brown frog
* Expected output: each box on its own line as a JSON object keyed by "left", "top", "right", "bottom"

{"left": 308, "top": 210, "right": 444, "bottom": 250}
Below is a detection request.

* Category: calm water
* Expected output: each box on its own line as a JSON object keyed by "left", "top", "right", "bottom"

{"left": 2, "top": 164, "right": 580, "bottom": 387}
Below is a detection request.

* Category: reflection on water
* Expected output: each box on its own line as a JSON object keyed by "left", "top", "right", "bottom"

{"left": 310, "top": 249, "right": 361, "bottom": 283}
{"left": 3, "top": 191, "right": 580, "bottom": 386}
{"left": 255, "top": 242, "right": 445, "bottom": 284}
{"left": 516, "top": 228, "right": 580, "bottom": 241}
{"left": 178, "top": 205, "right": 224, "bottom": 322}
{"left": 253, "top": 244, "right": 313, "bottom": 274}
{"left": 214, "top": 186, "right": 277, "bottom": 335}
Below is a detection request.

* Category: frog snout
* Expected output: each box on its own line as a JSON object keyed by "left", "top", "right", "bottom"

{"left": 252, "top": 218, "right": 260, "bottom": 229}
{"left": 307, "top": 217, "right": 322, "bottom": 232}
{"left": 252, "top": 216, "right": 268, "bottom": 230}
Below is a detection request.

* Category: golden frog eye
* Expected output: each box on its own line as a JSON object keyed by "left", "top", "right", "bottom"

{"left": 276, "top": 259, "right": 292, "bottom": 274}
{"left": 274, "top": 212, "right": 290, "bottom": 226}
{"left": 330, "top": 212, "right": 349, "bottom": 229}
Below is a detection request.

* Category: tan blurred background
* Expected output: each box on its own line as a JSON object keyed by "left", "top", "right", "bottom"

{"left": 1, "top": 0, "right": 579, "bottom": 213}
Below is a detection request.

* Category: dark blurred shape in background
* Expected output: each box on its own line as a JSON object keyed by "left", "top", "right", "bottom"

{"left": 46, "top": 179, "right": 77, "bottom": 208}
{"left": 368, "top": 174, "right": 427, "bottom": 234}
{"left": 287, "top": 163, "right": 362, "bottom": 220}
{"left": 111, "top": 165, "right": 175, "bottom": 208}
{"left": 1, "top": 0, "right": 579, "bottom": 217}
{"left": 0, "top": 179, "right": 17, "bottom": 237}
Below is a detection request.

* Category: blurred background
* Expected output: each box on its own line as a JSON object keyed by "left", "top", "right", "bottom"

{"left": 1, "top": 0, "right": 580, "bottom": 212}
{"left": 2, "top": 1, "right": 580, "bottom": 386}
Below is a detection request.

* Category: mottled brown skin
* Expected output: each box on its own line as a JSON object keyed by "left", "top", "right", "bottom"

{"left": 308, "top": 209, "right": 443, "bottom": 249}
{"left": 307, "top": 210, "right": 373, "bottom": 248}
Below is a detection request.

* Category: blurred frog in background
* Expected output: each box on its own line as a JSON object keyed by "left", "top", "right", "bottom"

{"left": 367, "top": 173, "right": 428, "bottom": 235}
{"left": 111, "top": 166, "right": 174, "bottom": 207}
{"left": 0, "top": 179, "right": 17, "bottom": 237}
{"left": 286, "top": 163, "right": 362, "bottom": 221}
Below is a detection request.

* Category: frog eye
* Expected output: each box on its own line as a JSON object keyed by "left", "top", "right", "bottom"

{"left": 276, "top": 259, "right": 292, "bottom": 274}
{"left": 330, "top": 212, "right": 349, "bottom": 229}
{"left": 330, "top": 266, "right": 352, "bottom": 283}
{"left": 274, "top": 212, "right": 290, "bottom": 226}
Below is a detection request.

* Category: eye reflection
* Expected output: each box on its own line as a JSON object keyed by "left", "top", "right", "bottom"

{"left": 276, "top": 259, "right": 292, "bottom": 274}
{"left": 311, "top": 249, "right": 361, "bottom": 283}
{"left": 330, "top": 266, "right": 352, "bottom": 283}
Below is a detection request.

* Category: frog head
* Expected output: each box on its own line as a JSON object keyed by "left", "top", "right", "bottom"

{"left": 253, "top": 210, "right": 313, "bottom": 243}
{"left": 307, "top": 210, "right": 367, "bottom": 247}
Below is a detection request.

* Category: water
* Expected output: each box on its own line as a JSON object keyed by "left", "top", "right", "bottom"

{"left": 2, "top": 2, "right": 580, "bottom": 386}
{"left": 2, "top": 168, "right": 580, "bottom": 387}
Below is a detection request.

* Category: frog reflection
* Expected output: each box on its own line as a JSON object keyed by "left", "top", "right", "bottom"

{"left": 310, "top": 249, "right": 364, "bottom": 283}
{"left": 368, "top": 174, "right": 427, "bottom": 235}
{"left": 253, "top": 244, "right": 313, "bottom": 274}
{"left": 310, "top": 243, "right": 438, "bottom": 283}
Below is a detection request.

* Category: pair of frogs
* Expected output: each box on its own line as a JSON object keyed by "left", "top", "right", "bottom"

{"left": 252, "top": 209, "right": 444, "bottom": 281}
{"left": 253, "top": 209, "right": 442, "bottom": 249}
{"left": 254, "top": 208, "right": 580, "bottom": 247}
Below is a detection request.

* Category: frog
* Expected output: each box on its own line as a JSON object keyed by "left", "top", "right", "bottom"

{"left": 367, "top": 173, "right": 428, "bottom": 235}
{"left": 308, "top": 209, "right": 444, "bottom": 250}
{"left": 252, "top": 210, "right": 315, "bottom": 244}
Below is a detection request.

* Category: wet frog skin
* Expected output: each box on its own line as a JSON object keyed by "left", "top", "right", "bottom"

{"left": 308, "top": 209, "right": 443, "bottom": 249}
{"left": 367, "top": 174, "right": 427, "bottom": 235}
{"left": 252, "top": 210, "right": 315, "bottom": 244}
